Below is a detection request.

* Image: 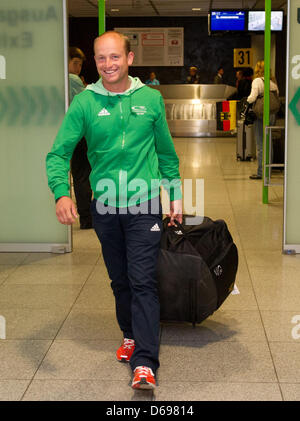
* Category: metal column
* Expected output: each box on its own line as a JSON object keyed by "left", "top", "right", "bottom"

{"left": 262, "top": 0, "right": 272, "bottom": 204}
{"left": 98, "top": 0, "right": 106, "bottom": 35}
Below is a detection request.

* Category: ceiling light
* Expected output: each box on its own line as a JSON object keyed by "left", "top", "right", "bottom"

{"left": 111, "top": 9, "right": 120, "bottom": 12}
{"left": 192, "top": 8, "right": 201, "bottom": 11}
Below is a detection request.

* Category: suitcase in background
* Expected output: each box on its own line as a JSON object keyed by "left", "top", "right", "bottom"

{"left": 236, "top": 119, "right": 256, "bottom": 161}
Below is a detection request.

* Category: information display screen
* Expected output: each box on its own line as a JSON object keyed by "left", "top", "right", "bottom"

{"left": 210, "top": 11, "right": 246, "bottom": 31}
{"left": 248, "top": 11, "right": 283, "bottom": 31}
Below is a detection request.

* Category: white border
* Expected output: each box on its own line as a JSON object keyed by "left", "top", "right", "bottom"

{"left": 63, "top": 0, "right": 72, "bottom": 253}
{"left": 283, "top": 0, "right": 291, "bottom": 252}
{"left": 0, "top": 243, "right": 71, "bottom": 253}
{"left": 283, "top": 245, "right": 300, "bottom": 254}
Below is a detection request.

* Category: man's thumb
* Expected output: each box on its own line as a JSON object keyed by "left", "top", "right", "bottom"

{"left": 71, "top": 203, "right": 78, "bottom": 218}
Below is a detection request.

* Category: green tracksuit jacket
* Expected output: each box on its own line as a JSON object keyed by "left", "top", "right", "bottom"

{"left": 46, "top": 76, "right": 181, "bottom": 207}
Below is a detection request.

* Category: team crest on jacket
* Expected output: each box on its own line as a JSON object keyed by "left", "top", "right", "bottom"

{"left": 131, "top": 106, "right": 147, "bottom": 115}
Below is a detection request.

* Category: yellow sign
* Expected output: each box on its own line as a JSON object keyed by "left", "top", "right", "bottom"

{"left": 233, "top": 48, "right": 253, "bottom": 68}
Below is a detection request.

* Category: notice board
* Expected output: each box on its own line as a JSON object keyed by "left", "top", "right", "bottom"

{"left": 115, "top": 27, "right": 184, "bottom": 66}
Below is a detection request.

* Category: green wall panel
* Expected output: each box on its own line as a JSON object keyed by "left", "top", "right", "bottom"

{"left": 284, "top": 0, "right": 300, "bottom": 251}
{"left": 0, "top": 0, "right": 70, "bottom": 249}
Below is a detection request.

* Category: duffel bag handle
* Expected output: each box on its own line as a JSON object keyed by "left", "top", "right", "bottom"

{"left": 161, "top": 216, "right": 199, "bottom": 255}
{"left": 164, "top": 217, "right": 187, "bottom": 235}
{"left": 159, "top": 217, "right": 185, "bottom": 251}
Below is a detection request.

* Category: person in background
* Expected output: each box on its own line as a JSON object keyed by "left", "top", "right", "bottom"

{"left": 228, "top": 68, "right": 253, "bottom": 101}
{"left": 214, "top": 66, "right": 224, "bottom": 84}
{"left": 227, "top": 69, "right": 244, "bottom": 100}
{"left": 185, "top": 66, "right": 200, "bottom": 84}
{"left": 80, "top": 75, "right": 88, "bottom": 87}
{"left": 68, "top": 47, "right": 93, "bottom": 229}
{"left": 235, "top": 69, "right": 243, "bottom": 88}
{"left": 69, "top": 47, "right": 86, "bottom": 100}
{"left": 238, "top": 67, "right": 253, "bottom": 99}
{"left": 246, "top": 60, "right": 279, "bottom": 180}
{"left": 145, "top": 72, "right": 160, "bottom": 85}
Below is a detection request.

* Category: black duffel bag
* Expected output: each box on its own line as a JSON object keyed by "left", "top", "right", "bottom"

{"left": 157, "top": 215, "right": 238, "bottom": 326}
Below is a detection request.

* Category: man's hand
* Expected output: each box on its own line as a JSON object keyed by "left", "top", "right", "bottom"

{"left": 56, "top": 196, "right": 78, "bottom": 225}
{"left": 168, "top": 199, "right": 183, "bottom": 226}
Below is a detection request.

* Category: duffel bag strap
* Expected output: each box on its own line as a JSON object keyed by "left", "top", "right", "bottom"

{"left": 164, "top": 217, "right": 187, "bottom": 235}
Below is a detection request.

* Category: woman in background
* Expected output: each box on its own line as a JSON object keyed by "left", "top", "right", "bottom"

{"left": 247, "top": 60, "right": 279, "bottom": 180}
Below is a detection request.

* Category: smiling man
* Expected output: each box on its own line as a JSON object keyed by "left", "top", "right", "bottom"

{"left": 94, "top": 32, "right": 134, "bottom": 92}
{"left": 46, "top": 31, "right": 182, "bottom": 390}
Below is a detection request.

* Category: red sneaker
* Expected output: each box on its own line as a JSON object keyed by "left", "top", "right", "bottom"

{"left": 116, "top": 338, "right": 135, "bottom": 363}
{"left": 131, "top": 366, "right": 156, "bottom": 390}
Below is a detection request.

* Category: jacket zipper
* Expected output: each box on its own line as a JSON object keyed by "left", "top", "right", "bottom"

{"left": 119, "top": 99, "right": 125, "bottom": 149}
{"left": 119, "top": 98, "right": 124, "bottom": 185}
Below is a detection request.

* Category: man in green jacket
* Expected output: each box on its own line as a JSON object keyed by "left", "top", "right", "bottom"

{"left": 46, "top": 31, "right": 182, "bottom": 390}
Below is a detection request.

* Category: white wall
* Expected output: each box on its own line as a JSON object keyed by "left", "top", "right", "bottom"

{"left": 251, "top": 34, "right": 276, "bottom": 78}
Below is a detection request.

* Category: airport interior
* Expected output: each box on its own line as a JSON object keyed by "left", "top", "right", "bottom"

{"left": 1, "top": 0, "right": 300, "bottom": 402}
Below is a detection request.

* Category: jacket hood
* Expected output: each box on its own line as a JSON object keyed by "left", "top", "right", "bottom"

{"left": 85, "top": 76, "right": 145, "bottom": 96}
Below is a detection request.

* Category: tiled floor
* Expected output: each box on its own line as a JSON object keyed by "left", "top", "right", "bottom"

{"left": 1, "top": 136, "right": 299, "bottom": 401}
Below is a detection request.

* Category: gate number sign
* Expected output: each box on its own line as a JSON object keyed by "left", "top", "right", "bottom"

{"left": 233, "top": 48, "right": 253, "bottom": 68}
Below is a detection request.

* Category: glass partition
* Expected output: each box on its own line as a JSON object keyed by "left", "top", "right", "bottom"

{"left": 0, "top": 0, "right": 71, "bottom": 252}
{"left": 284, "top": 0, "right": 300, "bottom": 253}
